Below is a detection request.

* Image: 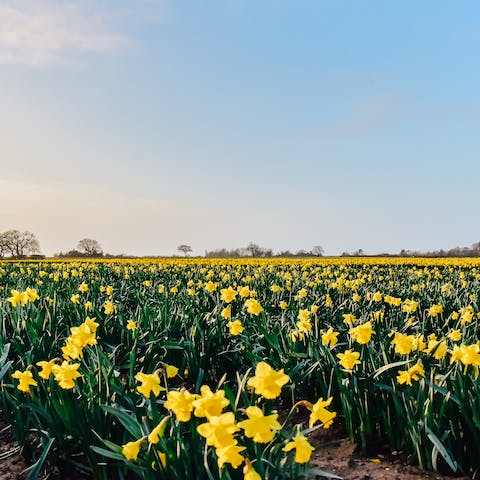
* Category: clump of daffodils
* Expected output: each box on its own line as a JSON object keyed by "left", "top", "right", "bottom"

{"left": 7, "top": 288, "right": 39, "bottom": 307}
{"left": 119, "top": 361, "right": 337, "bottom": 477}
{"left": 11, "top": 316, "right": 99, "bottom": 394}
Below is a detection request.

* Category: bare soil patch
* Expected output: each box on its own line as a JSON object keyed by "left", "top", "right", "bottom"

{"left": 0, "top": 420, "right": 27, "bottom": 480}
{"left": 308, "top": 424, "right": 470, "bottom": 480}
{"left": 310, "top": 438, "right": 469, "bottom": 480}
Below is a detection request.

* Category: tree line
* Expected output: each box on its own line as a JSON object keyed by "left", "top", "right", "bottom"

{"left": 397, "top": 242, "right": 480, "bottom": 258}
{"left": 3, "top": 229, "right": 480, "bottom": 259}
{"left": 204, "top": 243, "right": 324, "bottom": 258}
{"left": 0, "top": 231, "right": 105, "bottom": 259}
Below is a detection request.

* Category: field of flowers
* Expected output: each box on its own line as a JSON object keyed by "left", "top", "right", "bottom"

{"left": 0, "top": 258, "right": 479, "bottom": 479}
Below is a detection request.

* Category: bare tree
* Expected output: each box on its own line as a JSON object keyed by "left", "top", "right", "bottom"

{"left": 0, "top": 230, "right": 40, "bottom": 257}
{"left": 205, "top": 247, "right": 243, "bottom": 258}
{"left": 312, "top": 245, "right": 324, "bottom": 257}
{"left": 245, "top": 242, "right": 273, "bottom": 257}
{"left": 276, "top": 250, "right": 293, "bottom": 257}
{"left": 77, "top": 238, "right": 103, "bottom": 256}
{"left": 177, "top": 244, "right": 192, "bottom": 256}
{"left": 0, "top": 234, "right": 8, "bottom": 257}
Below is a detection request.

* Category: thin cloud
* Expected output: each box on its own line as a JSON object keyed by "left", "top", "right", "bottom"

{"left": 0, "top": 0, "right": 133, "bottom": 67}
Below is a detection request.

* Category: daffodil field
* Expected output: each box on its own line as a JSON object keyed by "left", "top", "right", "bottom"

{"left": 1, "top": 258, "right": 479, "bottom": 479}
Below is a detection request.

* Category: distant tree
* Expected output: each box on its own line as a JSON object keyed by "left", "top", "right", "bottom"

{"left": 0, "top": 235, "right": 7, "bottom": 257}
{"left": 246, "top": 242, "right": 272, "bottom": 257}
{"left": 205, "top": 243, "right": 274, "bottom": 258}
{"left": 177, "top": 244, "right": 192, "bottom": 256}
{"left": 312, "top": 245, "right": 324, "bottom": 257}
{"left": 0, "top": 230, "right": 41, "bottom": 257}
{"left": 77, "top": 238, "right": 103, "bottom": 257}
{"left": 276, "top": 250, "right": 293, "bottom": 257}
{"left": 54, "top": 249, "right": 83, "bottom": 258}
{"left": 246, "top": 242, "right": 262, "bottom": 257}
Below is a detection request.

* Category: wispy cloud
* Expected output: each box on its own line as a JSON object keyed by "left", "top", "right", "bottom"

{"left": 0, "top": 0, "right": 135, "bottom": 67}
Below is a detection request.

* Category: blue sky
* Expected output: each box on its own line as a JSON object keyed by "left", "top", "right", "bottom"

{"left": 1, "top": 0, "right": 479, "bottom": 256}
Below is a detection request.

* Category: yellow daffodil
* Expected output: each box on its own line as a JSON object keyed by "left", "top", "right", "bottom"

{"left": 390, "top": 332, "right": 416, "bottom": 355}
{"left": 227, "top": 319, "right": 244, "bottom": 335}
{"left": 148, "top": 416, "right": 170, "bottom": 444}
{"left": 307, "top": 396, "right": 336, "bottom": 428}
{"left": 244, "top": 298, "right": 263, "bottom": 316}
{"left": 164, "top": 364, "right": 179, "bottom": 379}
{"left": 193, "top": 385, "right": 230, "bottom": 419}
{"left": 321, "top": 327, "right": 339, "bottom": 348}
{"left": 36, "top": 359, "right": 57, "bottom": 380}
{"left": 12, "top": 369, "right": 37, "bottom": 394}
{"left": 372, "top": 292, "right": 382, "bottom": 302}
{"left": 349, "top": 321, "right": 375, "bottom": 344}
{"left": 427, "top": 304, "right": 443, "bottom": 317}
{"left": 135, "top": 372, "right": 163, "bottom": 398}
{"left": 220, "top": 286, "right": 237, "bottom": 303}
{"left": 397, "top": 361, "right": 425, "bottom": 386}
{"left": 216, "top": 442, "right": 246, "bottom": 469}
{"left": 7, "top": 290, "right": 29, "bottom": 307}
{"left": 238, "top": 286, "right": 250, "bottom": 298}
{"left": 337, "top": 349, "right": 361, "bottom": 370}
{"left": 221, "top": 305, "right": 232, "bottom": 320}
{"left": 342, "top": 313, "right": 356, "bottom": 325}
{"left": 122, "top": 438, "right": 143, "bottom": 460}
{"left": 448, "top": 330, "right": 462, "bottom": 342}
{"left": 238, "top": 406, "right": 281, "bottom": 443}
{"left": 51, "top": 361, "right": 82, "bottom": 389}
{"left": 103, "top": 301, "right": 115, "bottom": 315}
{"left": 164, "top": 389, "right": 198, "bottom": 422}
{"left": 283, "top": 427, "right": 315, "bottom": 463}
{"left": 243, "top": 459, "right": 262, "bottom": 480}
{"left": 197, "top": 411, "right": 239, "bottom": 448}
{"left": 247, "top": 362, "right": 289, "bottom": 399}
{"left": 126, "top": 319, "right": 137, "bottom": 331}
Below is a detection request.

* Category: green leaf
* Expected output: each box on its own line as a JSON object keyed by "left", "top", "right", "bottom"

{"left": 24, "top": 437, "right": 54, "bottom": 480}
{"left": 90, "top": 445, "right": 126, "bottom": 462}
{"left": 0, "top": 360, "right": 13, "bottom": 381}
{"left": 373, "top": 360, "right": 411, "bottom": 379}
{"left": 304, "top": 467, "right": 343, "bottom": 479}
{"left": 101, "top": 405, "right": 143, "bottom": 438}
{"left": 0, "top": 343, "right": 11, "bottom": 364}
{"left": 425, "top": 425, "right": 458, "bottom": 473}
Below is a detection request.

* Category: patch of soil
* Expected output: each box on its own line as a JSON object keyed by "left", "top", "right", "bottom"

{"left": 309, "top": 425, "right": 470, "bottom": 480}
{"left": 0, "top": 420, "right": 27, "bottom": 480}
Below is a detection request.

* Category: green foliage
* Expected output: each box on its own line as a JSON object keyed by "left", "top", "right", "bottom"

{"left": 0, "top": 258, "right": 479, "bottom": 478}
